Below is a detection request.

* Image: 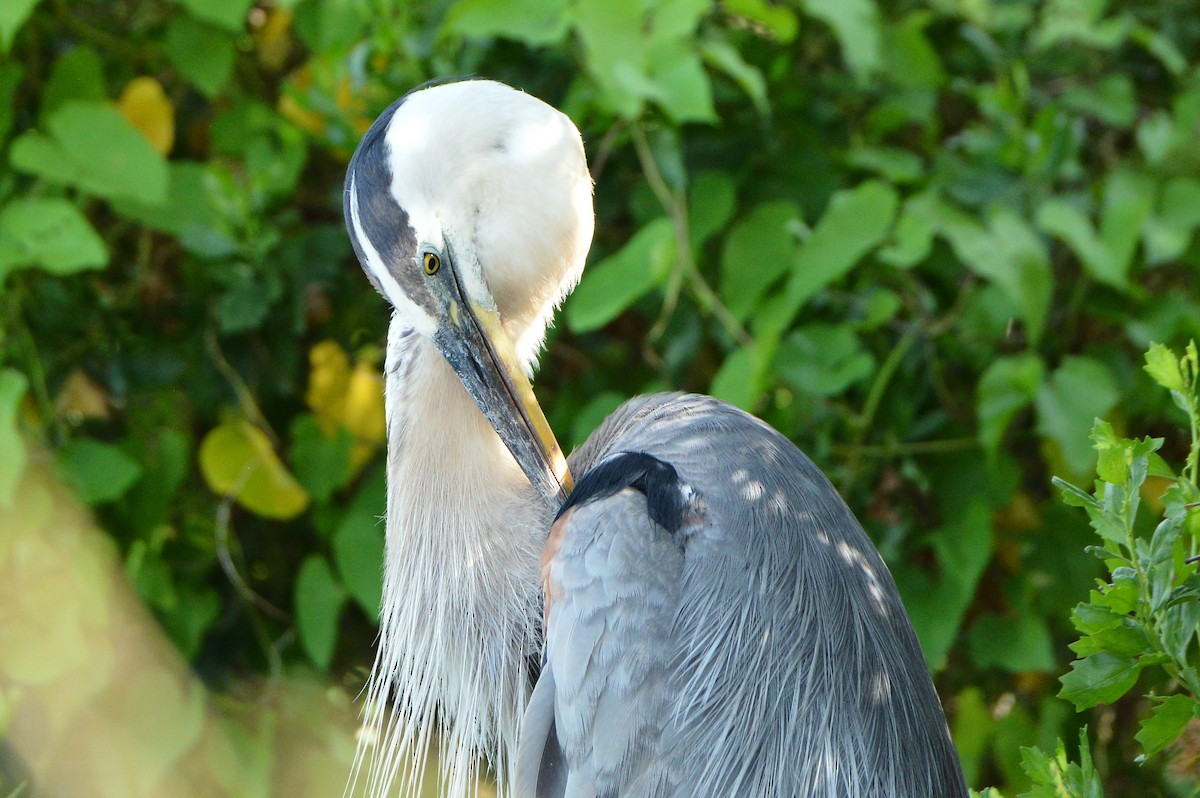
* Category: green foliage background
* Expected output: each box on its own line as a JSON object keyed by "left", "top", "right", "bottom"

{"left": 2, "top": 0, "right": 1200, "bottom": 795}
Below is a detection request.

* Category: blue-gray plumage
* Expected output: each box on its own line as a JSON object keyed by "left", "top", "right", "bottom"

{"left": 518, "top": 393, "right": 967, "bottom": 796}
{"left": 341, "top": 77, "right": 968, "bottom": 798}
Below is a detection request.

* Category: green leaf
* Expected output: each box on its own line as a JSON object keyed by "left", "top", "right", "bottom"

{"left": 710, "top": 343, "right": 767, "bottom": 411}
{"left": 1060, "top": 74, "right": 1136, "bottom": 127}
{"left": 295, "top": 555, "right": 346, "bottom": 669}
{"left": 878, "top": 196, "right": 935, "bottom": 267}
{"left": 968, "top": 612, "right": 1056, "bottom": 673}
{"left": 897, "top": 498, "right": 994, "bottom": 669}
{"left": 687, "top": 170, "right": 737, "bottom": 249}
{"left": 1020, "top": 729, "right": 1104, "bottom": 798}
{"left": 648, "top": 43, "right": 716, "bottom": 123}
{"left": 720, "top": 200, "right": 801, "bottom": 320}
{"left": 215, "top": 264, "right": 281, "bottom": 333}
{"left": 0, "top": 198, "right": 108, "bottom": 283}
{"left": 174, "top": 0, "right": 253, "bottom": 33}
{"left": 0, "top": 370, "right": 28, "bottom": 507}
{"left": 1144, "top": 177, "right": 1200, "bottom": 264}
{"left": 1037, "top": 198, "right": 1107, "bottom": 275}
{"left": 0, "top": 0, "right": 40, "bottom": 53}
{"left": 1137, "top": 110, "right": 1174, "bottom": 167}
{"left": 976, "top": 354, "right": 1044, "bottom": 458}
{"left": 1059, "top": 652, "right": 1142, "bottom": 710}
{"left": 846, "top": 145, "right": 924, "bottom": 184}
{"left": 566, "top": 218, "right": 674, "bottom": 332}
{"left": 333, "top": 471, "right": 385, "bottom": 617}
{"left": 1144, "top": 342, "right": 1186, "bottom": 393}
{"left": 1036, "top": 358, "right": 1120, "bottom": 476}
{"left": 11, "top": 101, "right": 169, "bottom": 205}
{"left": 1131, "top": 22, "right": 1188, "bottom": 76}
{"left": 125, "top": 428, "right": 191, "bottom": 537}
{"left": 442, "top": 0, "right": 569, "bottom": 46}
{"left": 1053, "top": 476, "right": 1101, "bottom": 509}
{"left": 111, "top": 162, "right": 214, "bottom": 236}
{"left": 940, "top": 204, "right": 1052, "bottom": 342}
{"left": 799, "top": 0, "right": 881, "bottom": 79}
{"left": 294, "top": 0, "right": 372, "bottom": 52}
{"left": 571, "top": 0, "right": 649, "bottom": 119}
{"left": 776, "top": 324, "right": 874, "bottom": 398}
{"left": 40, "top": 47, "right": 106, "bottom": 123}
{"left": 1099, "top": 169, "right": 1155, "bottom": 284}
{"left": 0, "top": 62, "right": 24, "bottom": 145}
{"left": 880, "top": 11, "right": 945, "bottom": 91}
{"left": 1136, "top": 695, "right": 1198, "bottom": 758}
{"left": 57, "top": 438, "right": 144, "bottom": 505}
{"left": 699, "top": 38, "right": 767, "bottom": 114}
{"left": 165, "top": 16, "right": 235, "bottom": 97}
{"left": 953, "top": 688, "right": 992, "bottom": 787}
{"left": 1095, "top": 578, "right": 1139, "bottom": 615}
{"left": 1035, "top": 0, "right": 1131, "bottom": 50}
{"left": 649, "top": 0, "right": 709, "bottom": 41}
{"left": 857, "top": 290, "right": 902, "bottom": 330}
{"left": 162, "top": 585, "right": 220, "bottom": 660}
{"left": 757, "top": 180, "right": 898, "bottom": 343}
{"left": 290, "top": 414, "right": 353, "bottom": 504}
{"left": 723, "top": 0, "right": 797, "bottom": 42}
{"left": 1070, "top": 615, "right": 1149, "bottom": 659}
{"left": 569, "top": 391, "right": 626, "bottom": 450}
{"left": 1037, "top": 170, "right": 1154, "bottom": 290}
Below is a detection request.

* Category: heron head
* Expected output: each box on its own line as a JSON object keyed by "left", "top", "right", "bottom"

{"left": 344, "top": 79, "right": 593, "bottom": 507}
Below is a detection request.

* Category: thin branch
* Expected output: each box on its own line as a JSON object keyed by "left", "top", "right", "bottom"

{"left": 215, "top": 493, "right": 289, "bottom": 623}
{"left": 840, "top": 326, "right": 920, "bottom": 493}
{"left": 831, "top": 436, "right": 979, "bottom": 459}
{"left": 52, "top": 0, "right": 159, "bottom": 64}
{"left": 204, "top": 327, "right": 279, "bottom": 446}
{"left": 630, "top": 123, "right": 751, "bottom": 348}
{"left": 589, "top": 121, "right": 625, "bottom": 184}
{"left": 215, "top": 489, "right": 288, "bottom": 690}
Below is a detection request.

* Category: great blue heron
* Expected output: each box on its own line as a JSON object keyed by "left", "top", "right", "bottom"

{"left": 342, "top": 78, "right": 968, "bottom": 797}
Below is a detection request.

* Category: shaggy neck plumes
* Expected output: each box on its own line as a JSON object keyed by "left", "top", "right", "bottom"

{"left": 352, "top": 315, "right": 550, "bottom": 798}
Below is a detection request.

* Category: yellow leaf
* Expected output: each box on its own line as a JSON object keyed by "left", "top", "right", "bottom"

{"left": 1140, "top": 475, "right": 1173, "bottom": 514}
{"left": 253, "top": 7, "right": 294, "bottom": 71}
{"left": 55, "top": 368, "right": 110, "bottom": 422}
{"left": 305, "top": 341, "right": 350, "bottom": 434}
{"left": 199, "top": 420, "right": 309, "bottom": 520}
{"left": 343, "top": 362, "right": 385, "bottom": 446}
{"left": 116, "top": 77, "right": 175, "bottom": 155}
{"left": 279, "top": 67, "right": 325, "bottom": 136}
{"left": 278, "top": 94, "right": 326, "bottom": 136}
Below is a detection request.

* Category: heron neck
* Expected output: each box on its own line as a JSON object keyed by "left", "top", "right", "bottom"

{"left": 363, "top": 314, "right": 547, "bottom": 796}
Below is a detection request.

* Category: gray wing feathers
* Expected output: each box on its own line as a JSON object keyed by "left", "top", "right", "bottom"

{"left": 536, "top": 491, "right": 683, "bottom": 798}
{"left": 558, "top": 393, "right": 968, "bottom": 797}
{"left": 515, "top": 663, "right": 567, "bottom": 798}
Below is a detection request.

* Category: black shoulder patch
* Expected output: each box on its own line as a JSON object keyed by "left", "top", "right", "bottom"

{"left": 556, "top": 452, "right": 690, "bottom": 534}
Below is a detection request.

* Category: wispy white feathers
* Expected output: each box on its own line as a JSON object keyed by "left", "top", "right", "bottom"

{"left": 352, "top": 323, "right": 547, "bottom": 798}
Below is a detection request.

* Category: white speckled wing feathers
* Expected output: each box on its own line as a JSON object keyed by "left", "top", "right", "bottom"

{"left": 519, "top": 392, "right": 968, "bottom": 797}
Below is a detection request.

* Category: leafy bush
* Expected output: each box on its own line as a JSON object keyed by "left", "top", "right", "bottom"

{"left": 1, "top": 0, "right": 1199, "bottom": 794}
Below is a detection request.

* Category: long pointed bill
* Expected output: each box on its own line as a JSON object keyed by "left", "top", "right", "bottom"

{"left": 432, "top": 296, "right": 572, "bottom": 511}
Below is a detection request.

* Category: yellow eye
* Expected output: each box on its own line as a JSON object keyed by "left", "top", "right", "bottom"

{"left": 423, "top": 252, "right": 441, "bottom": 275}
